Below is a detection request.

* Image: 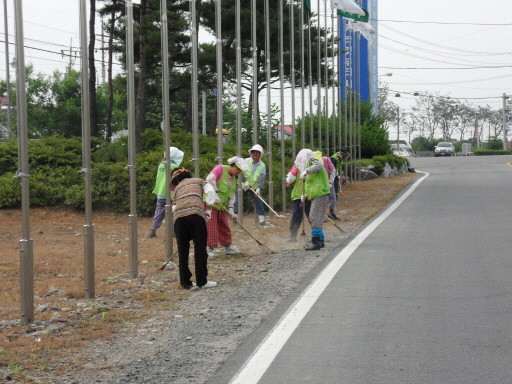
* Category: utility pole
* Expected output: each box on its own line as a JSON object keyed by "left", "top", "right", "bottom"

{"left": 503, "top": 93, "right": 509, "bottom": 150}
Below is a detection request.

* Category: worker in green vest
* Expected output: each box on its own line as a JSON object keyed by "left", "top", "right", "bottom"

{"left": 234, "top": 144, "right": 270, "bottom": 228}
{"left": 295, "top": 149, "right": 331, "bottom": 251}
{"left": 147, "top": 147, "right": 184, "bottom": 238}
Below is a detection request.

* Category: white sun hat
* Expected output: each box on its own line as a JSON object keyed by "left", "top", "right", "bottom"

{"left": 248, "top": 144, "right": 264, "bottom": 155}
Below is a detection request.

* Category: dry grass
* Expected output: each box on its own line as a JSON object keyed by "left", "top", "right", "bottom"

{"left": 0, "top": 173, "right": 418, "bottom": 382}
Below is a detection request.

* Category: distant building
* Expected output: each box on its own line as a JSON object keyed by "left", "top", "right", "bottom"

{"left": 273, "top": 125, "right": 293, "bottom": 140}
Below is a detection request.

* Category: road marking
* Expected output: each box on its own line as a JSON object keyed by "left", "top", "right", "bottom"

{"left": 229, "top": 171, "right": 429, "bottom": 384}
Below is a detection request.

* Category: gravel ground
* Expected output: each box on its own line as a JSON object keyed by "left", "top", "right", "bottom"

{"left": 53, "top": 238, "right": 347, "bottom": 384}
{"left": 1, "top": 174, "right": 416, "bottom": 384}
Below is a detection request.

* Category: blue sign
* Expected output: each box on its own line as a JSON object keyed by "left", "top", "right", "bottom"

{"left": 508, "top": 115, "right": 512, "bottom": 121}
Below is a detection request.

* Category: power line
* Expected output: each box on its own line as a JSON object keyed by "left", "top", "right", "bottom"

{"left": 379, "top": 43, "right": 508, "bottom": 68}
{"left": 376, "top": 18, "right": 512, "bottom": 26}
{"left": 380, "top": 35, "right": 511, "bottom": 65}
{"left": 381, "top": 65, "right": 512, "bottom": 70}
{"left": 380, "top": 24, "right": 512, "bottom": 56}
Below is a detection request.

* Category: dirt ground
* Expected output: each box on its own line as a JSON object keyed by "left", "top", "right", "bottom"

{"left": 0, "top": 173, "right": 418, "bottom": 383}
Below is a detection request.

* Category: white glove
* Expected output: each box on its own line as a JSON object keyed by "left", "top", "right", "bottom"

{"left": 228, "top": 207, "right": 237, "bottom": 220}
{"left": 300, "top": 195, "right": 307, "bottom": 203}
{"left": 300, "top": 171, "right": 308, "bottom": 180}
{"left": 172, "top": 205, "right": 176, "bottom": 213}
{"left": 205, "top": 210, "right": 211, "bottom": 222}
{"left": 242, "top": 181, "right": 251, "bottom": 191}
{"left": 204, "top": 184, "right": 220, "bottom": 206}
{"left": 255, "top": 188, "right": 261, "bottom": 196}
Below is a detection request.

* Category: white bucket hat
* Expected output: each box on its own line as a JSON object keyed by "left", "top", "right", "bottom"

{"left": 165, "top": 147, "right": 184, "bottom": 167}
{"left": 248, "top": 144, "right": 264, "bottom": 155}
{"left": 227, "top": 156, "right": 249, "bottom": 172}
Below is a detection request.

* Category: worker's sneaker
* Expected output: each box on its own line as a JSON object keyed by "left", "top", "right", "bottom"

{"left": 207, "top": 247, "right": 221, "bottom": 257}
{"left": 183, "top": 282, "right": 198, "bottom": 290}
{"left": 200, "top": 281, "right": 217, "bottom": 289}
{"left": 327, "top": 211, "right": 340, "bottom": 220}
{"left": 224, "top": 245, "right": 240, "bottom": 255}
{"left": 259, "top": 221, "right": 272, "bottom": 228}
{"left": 146, "top": 228, "right": 157, "bottom": 238}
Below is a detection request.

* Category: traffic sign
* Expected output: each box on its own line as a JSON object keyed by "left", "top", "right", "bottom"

{"left": 508, "top": 115, "right": 512, "bottom": 121}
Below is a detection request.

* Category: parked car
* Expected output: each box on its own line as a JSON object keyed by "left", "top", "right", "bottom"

{"left": 434, "top": 142, "right": 455, "bottom": 157}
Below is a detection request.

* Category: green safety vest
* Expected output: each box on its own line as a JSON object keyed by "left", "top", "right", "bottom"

{"left": 152, "top": 162, "right": 179, "bottom": 197}
{"left": 245, "top": 159, "right": 264, "bottom": 187}
{"left": 212, "top": 165, "right": 237, "bottom": 210}
{"left": 304, "top": 161, "right": 330, "bottom": 200}
{"left": 291, "top": 176, "right": 304, "bottom": 201}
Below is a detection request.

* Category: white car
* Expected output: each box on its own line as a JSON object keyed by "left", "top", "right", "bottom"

{"left": 434, "top": 142, "right": 455, "bottom": 157}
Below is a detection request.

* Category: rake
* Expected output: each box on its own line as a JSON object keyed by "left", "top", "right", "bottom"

{"left": 325, "top": 214, "right": 345, "bottom": 233}
{"left": 250, "top": 188, "right": 286, "bottom": 219}
{"left": 218, "top": 202, "right": 271, "bottom": 250}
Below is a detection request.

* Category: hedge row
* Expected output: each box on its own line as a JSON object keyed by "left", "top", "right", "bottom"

{"left": 0, "top": 132, "right": 295, "bottom": 215}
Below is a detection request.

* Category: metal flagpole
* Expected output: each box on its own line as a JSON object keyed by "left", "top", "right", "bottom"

{"left": 125, "top": 0, "right": 138, "bottom": 278}
{"left": 308, "top": 8, "right": 314, "bottom": 147}
{"left": 324, "top": 0, "right": 329, "bottom": 155}
{"left": 290, "top": 0, "right": 296, "bottom": 159}
{"left": 331, "top": 8, "right": 336, "bottom": 153}
{"left": 3, "top": 0, "right": 13, "bottom": 137}
{"left": 252, "top": 0, "right": 258, "bottom": 144}
{"left": 337, "top": 15, "right": 342, "bottom": 151}
{"left": 215, "top": 0, "right": 223, "bottom": 165}
{"left": 235, "top": 0, "right": 244, "bottom": 223}
{"left": 265, "top": 0, "right": 273, "bottom": 207}
{"left": 14, "top": 0, "right": 34, "bottom": 325}
{"left": 202, "top": 91, "right": 206, "bottom": 135}
{"left": 161, "top": 0, "right": 174, "bottom": 261}
{"left": 79, "top": 0, "right": 95, "bottom": 298}
{"left": 300, "top": 0, "right": 305, "bottom": 149}
{"left": 317, "top": 0, "right": 322, "bottom": 151}
{"left": 279, "top": 0, "right": 286, "bottom": 212}
{"left": 191, "top": 0, "right": 200, "bottom": 177}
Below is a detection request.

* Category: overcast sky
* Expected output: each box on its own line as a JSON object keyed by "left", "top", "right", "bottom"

{"left": 1, "top": 0, "right": 511, "bottom": 119}
{"left": 377, "top": 0, "right": 512, "bottom": 113}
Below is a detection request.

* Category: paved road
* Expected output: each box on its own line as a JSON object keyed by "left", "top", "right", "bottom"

{"left": 211, "top": 155, "right": 512, "bottom": 384}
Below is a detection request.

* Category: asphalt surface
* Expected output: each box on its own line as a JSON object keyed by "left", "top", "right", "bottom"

{"left": 212, "top": 155, "right": 512, "bottom": 384}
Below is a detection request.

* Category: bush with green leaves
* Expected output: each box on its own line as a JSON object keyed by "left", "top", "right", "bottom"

{"left": 474, "top": 148, "right": 512, "bottom": 156}
{"left": 369, "top": 154, "right": 409, "bottom": 176}
{"left": 2, "top": 131, "right": 391, "bottom": 214}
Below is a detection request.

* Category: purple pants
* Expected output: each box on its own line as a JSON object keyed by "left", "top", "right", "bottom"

{"left": 151, "top": 197, "right": 166, "bottom": 230}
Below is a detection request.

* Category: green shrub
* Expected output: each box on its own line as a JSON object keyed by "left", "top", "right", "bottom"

{"left": 474, "top": 148, "right": 512, "bottom": 156}
{"left": 0, "top": 173, "right": 21, "bottom": 208}
{"left": 92, "top": 137, "right": 128, "bottom": 163}
{"left": 370, "top": 154, "right": 409, "bottom": 176}
{"left": 0, "top": 140, "right": 19, "bottom": 175}
{"left": 28, "top": 136, "right": 82, "bottom": 169}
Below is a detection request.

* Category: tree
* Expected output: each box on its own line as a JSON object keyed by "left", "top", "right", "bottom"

{"left": 98, "top": 0, "right": 124, "bottom": 141}
{"left": 89, "top": 0, "right": 99, "bottom": 137}
{"left": 197, "top": 0, "right": 333, "bottom": 121}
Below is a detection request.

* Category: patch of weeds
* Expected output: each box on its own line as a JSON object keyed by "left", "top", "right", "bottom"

{"left": 7, "top": 361, "right": 24, "bottom": 379}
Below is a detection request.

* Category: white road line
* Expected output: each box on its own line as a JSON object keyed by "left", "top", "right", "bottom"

{"left": 229, "top": 171, "right": 429, "bottom": 384}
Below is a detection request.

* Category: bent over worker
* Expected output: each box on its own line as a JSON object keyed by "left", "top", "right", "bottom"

{"left": 169, "top": 167, "right": 217, "bottom": 289}
{"left": 295, "top": 149, "right": 331, "bottom": 251}
{"left": 204, "top": 156, "right": 248, "bottom": 257}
